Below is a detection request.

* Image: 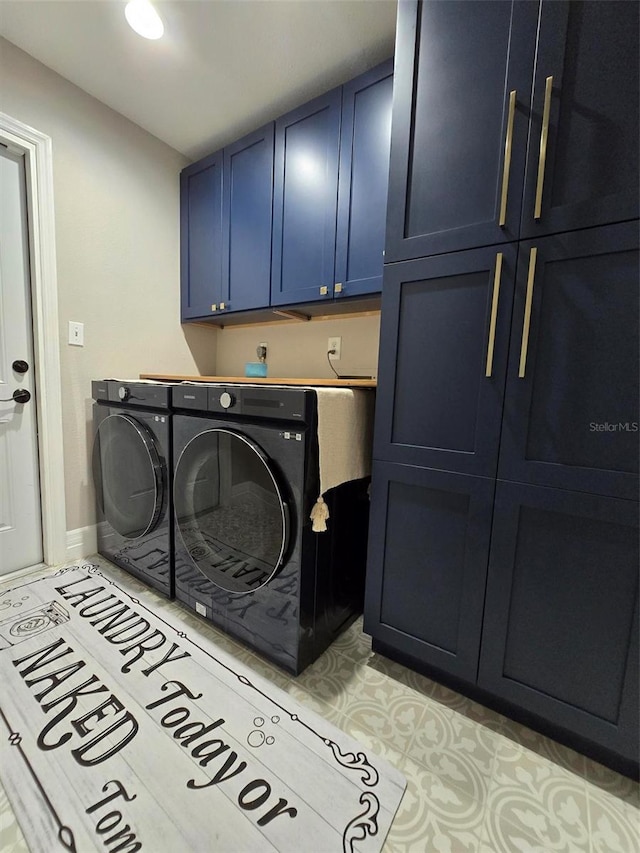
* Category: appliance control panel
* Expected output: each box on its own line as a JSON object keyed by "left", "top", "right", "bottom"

{"left": 91, "top": 380, "right": 172, "bottom": 410}
{"left": 216, "top": 386, "right": 310, "bottom": 422}
{"left": 91, "top": 380, "right": 109, "bottom": 400}
{"left": 172, "top": 384, "right": 312, "bottom": 423}
{"left": 172, "top": 384, "right": 208, "bottom": 410}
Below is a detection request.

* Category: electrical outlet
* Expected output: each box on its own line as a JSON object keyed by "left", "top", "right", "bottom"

{"left": 68, "top": 321, "right": 84, "bottom": 346}
{"left": 257, "top": 341, "right": 268, "bottom": 361}
{"left": 328, "top": 336, "right": 342, "bottom": 361}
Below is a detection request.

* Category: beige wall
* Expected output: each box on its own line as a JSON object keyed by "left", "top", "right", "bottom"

{"left": 0, "top": 37, "right": 218, "bottom": 533}
{"left": 215, "top": 313, "right": 381, "bottom": 380}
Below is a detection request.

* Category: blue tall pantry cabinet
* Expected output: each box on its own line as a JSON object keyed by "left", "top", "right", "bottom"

{"left": 365, "top": 0, "right": 639, "bottom": 776}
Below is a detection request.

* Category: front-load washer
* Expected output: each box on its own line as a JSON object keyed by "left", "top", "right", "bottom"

{"left": 91, "top": 380, "right": 173, "bottom": 597}
{"left": 171, "top": 383, "right": 370, "bottom": 674}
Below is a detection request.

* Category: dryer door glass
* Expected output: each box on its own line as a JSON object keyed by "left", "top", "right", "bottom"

{"left": 174, "top": 428, "right": 289, "bottom": 593}
{"left": 92, "top": 413, "right": 164, "bottom": 539}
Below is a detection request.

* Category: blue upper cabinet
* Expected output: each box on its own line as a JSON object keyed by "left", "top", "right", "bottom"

{"left": 385, "top": 0, "right": 538, "bottom": 262}
{"left": 520, "top": 0, "right": 640, "bottom": 238}
{"left": 180, "top": 151, "right": 224, "bottom": 320}
{"left": 222, "top": 124, "right": 274, "bottom": 314}
{"left": 271, "top": 88, "right": 342, "bottom": 307}
{"left": 181, "top": 127, "right": 273, "bottom": 322}
{"left": 181, "top": 62, "right": 393, "bottom": 321}
{"left": 335, "top": 60, "right": 394, "bottom": 300}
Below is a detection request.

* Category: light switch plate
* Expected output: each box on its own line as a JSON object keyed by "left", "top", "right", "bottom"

{"left": 68, "top": 321, "right": 84, "bottom": 346}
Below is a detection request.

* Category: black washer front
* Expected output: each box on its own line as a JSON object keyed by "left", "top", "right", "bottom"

{"left": 174, "top": 428, "right": 288, "bottom": 594}
{"left": 171, "top": 384, "right": 370, "bottom": 675}
{"left": 92, "top": 413, "right": 164, "bottom": 540}
{"left": 91, "top": 380, "right": 173, "bottom": 598}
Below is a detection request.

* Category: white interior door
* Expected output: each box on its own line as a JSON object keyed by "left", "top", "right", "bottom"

{"left": 0, "top": 147, "right": 43, "bottom": 574}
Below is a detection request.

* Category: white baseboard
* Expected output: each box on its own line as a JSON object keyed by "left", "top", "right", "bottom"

{"left": 66, "top": 525, "right": 97, "bottom": 560}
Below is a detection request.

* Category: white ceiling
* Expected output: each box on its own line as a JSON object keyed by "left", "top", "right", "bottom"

{"left": 0, "top": 0, "right": 397, "bottom": 160}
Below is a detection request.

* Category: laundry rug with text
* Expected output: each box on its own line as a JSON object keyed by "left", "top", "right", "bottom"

{"left": 0, "top": 560, "right": 406, "bottom": 853}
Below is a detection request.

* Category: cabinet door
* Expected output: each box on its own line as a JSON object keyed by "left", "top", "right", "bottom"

{"left": 478, "top": 481, "right": 639, "bottom": 763}
{"left": 222, "top": 124, "right": 274, "bottom": 314}
{"left": 271, "top": 88, "right": 341, "bottom": 306}
{"left": 374, "top": 245, "right": 516, "bottom": 477}
{"left": 385, "top": 0, "right": 537, "bottom": 262}
{"left": 521, "top": 1, "right": 639, "bottom": 238}
{"left": 180, "top": 151, "right": 224, "bottom": 320}
{"left": 499, "top": 223, "right": 639, "bottom": 499}
{"left": 364, "top": 462, "right": 495, "bottom": 683}
{"left": 334, "top": 60, "right": 393, "bottom": 299}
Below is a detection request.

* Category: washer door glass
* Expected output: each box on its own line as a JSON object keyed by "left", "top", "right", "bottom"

{"left": 92, "top": 413, "right": 164, "bottom": 539}
{"left": 175, "top": 429, "right": 289, "bottom": 594}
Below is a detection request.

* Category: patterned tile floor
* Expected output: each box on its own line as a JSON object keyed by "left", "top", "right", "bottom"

{"left": 1, "top": 559, "right": 638, "bottom": 852}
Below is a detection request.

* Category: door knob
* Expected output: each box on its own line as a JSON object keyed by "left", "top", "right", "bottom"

{"left": 12, "top": 360, "right": 29, "bottom": 374}
{"left": 0, "top": 389, "right": 31, "bottom": 404}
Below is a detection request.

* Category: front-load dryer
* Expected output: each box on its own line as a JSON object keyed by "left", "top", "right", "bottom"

{"left": 91, "top": 380, "right": 173, "bottom": 597}
{"left": 171, "top": 383, "right": 370, "bottom": 674}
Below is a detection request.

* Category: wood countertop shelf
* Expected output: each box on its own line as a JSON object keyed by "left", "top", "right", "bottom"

{"left": 140, "top": 373, "right": 377, "bottom": 388}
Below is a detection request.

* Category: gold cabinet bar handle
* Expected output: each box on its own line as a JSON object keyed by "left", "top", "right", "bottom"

{"left": 211, "top": 304, "right": 217, "bottom": 311}
{"left": 534, "top": 76, "right": 553, "bottom": 220}
{"left": 320, "top": 286, "right": 328, "bottom": 296}
{"left": 519, "top": 247, "right": 537, "bottom": 378}
{"left": 219, "top": 302, "right": 225, "bottom": 310}
{"left": 485, "top": 253, "right": 503, "bottom": 377}
{"left": 334, "top": 282, "right": 343, "bottom": 293}
{"left": 499, "top": 91, "right": 517, "bottom": 227}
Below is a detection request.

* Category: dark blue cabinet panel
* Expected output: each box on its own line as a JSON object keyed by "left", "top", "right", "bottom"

{"left": 479, "top": 481, "right": 639, "bottom": 762}
{"left": 374, "top": 245, "right": 517, "bottom": 477}
{"left": 386, "top": 0, "right": 638, "bottom": 263}
{"left": 271, "top": 88, "right": 342, "bottom": 306}
{"left": 499, "top": 222, "right": 639, "bottom": 499}
{"left": 364, "top": 462, "right": 495, "bottom": 683}
{"left": 385, "top": 0, "right": 537, "bottom": 262}
{"left": 335, "top": 60, "right": 393, "bottom": 299}
{"left": 180, "top": 152, "right": 224, "bottom": 320}
{"left": 520, "top": 1, "right": 640, "bottom": 238}
{"left": 367, "top": 0, "right": 638, "bottom": 774}
{"left": 222, "top": 124, "right": 274, "bottom": 314}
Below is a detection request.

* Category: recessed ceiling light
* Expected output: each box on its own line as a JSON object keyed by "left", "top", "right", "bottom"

{"left": 125, "top": 0, "right": 164, "bottom": 40}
